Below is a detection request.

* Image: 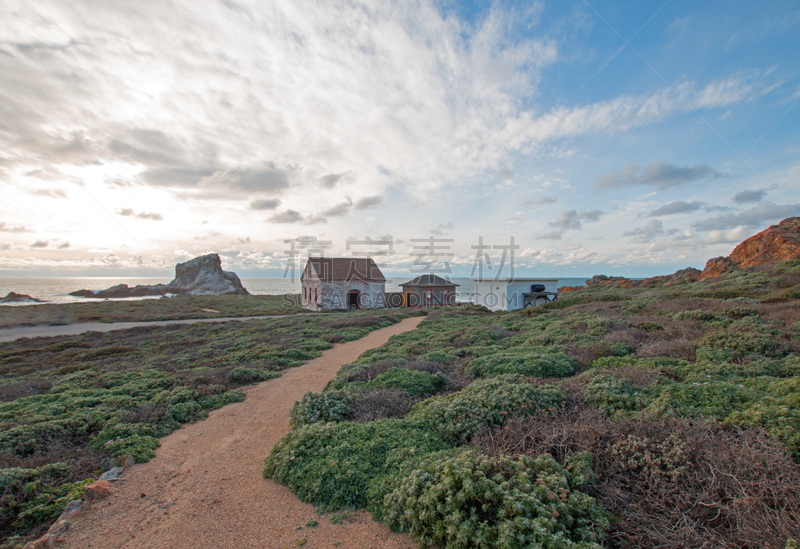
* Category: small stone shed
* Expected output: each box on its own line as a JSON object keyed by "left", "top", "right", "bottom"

{"left": 301, "top": 258, "right": 386, "bottom": 310}
{"left": 399, "top": 275, "right": 459, "bottom": 308}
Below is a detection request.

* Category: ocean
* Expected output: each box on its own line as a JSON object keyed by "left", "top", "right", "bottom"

{"left": 0, "top": 276, "right": 589, "bottom": 306}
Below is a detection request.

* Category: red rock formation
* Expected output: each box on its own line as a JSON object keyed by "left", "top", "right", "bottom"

{"left": 700, "top": 256, "right": 733, "bottom": 280}
{"left": 559, "top": 286, "right": 584, "bottom": 293}
{"left": 729, "top": 217, "right": 800, "bottom": 267}
{"left": 699, "top": 217, "right": 800, "bottom": 280}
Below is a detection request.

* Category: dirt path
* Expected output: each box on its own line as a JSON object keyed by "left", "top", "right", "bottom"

{"left": 0, "top": 316, "right": 296, "bottom": 343}
{"left": 60, "top": 317, "right": 424, "bottom": 549}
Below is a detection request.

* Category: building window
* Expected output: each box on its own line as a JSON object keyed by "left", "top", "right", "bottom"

{"left": 443, "top": 289, "right": 449, "bottom": 303}
{"left": 314, "top": 288, "right": 318, "bottom": 302}
{"left": 426, "top": 290, "right": 432, "bottom": 304}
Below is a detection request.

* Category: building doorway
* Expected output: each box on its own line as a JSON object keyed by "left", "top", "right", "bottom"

{"left": 348, "top": 290, "right": 360, "bottom": 309}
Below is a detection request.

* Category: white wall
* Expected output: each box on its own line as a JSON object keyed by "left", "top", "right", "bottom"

{"left": 474, "top": 279, "right": 559, "bottom": 312}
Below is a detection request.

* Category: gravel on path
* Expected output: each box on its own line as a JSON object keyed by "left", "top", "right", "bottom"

{"left": 59, "top": 316, "right": 424, "bottom": 549}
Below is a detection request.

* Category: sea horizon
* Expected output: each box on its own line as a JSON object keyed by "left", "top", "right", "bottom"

{"left": 0, "top": 276, "right": 592, "bottom": 306}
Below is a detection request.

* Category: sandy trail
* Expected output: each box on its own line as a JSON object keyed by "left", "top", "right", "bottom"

{"left": 60, "top": 317, "right": 423, "bottom": 549}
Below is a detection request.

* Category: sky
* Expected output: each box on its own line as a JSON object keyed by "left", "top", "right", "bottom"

{"left": 1, "top": 0, "right": 799, "bottom": 279}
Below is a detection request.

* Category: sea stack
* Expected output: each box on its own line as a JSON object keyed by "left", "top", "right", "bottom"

{"left": 69, "top": 253, "right": 249, "bottom": 298}
{"left": 166, "top": 253, "right": 249, "bottom": 296}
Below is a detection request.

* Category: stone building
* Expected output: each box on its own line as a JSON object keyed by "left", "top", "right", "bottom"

{"left": 300, "top": 258, "right": 386, "bottom": 310}
{"left": 399, "top": 274, "right": 458, "bottom": 308}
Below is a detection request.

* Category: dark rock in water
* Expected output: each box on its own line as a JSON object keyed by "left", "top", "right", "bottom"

{"left": 69, "top": 289, "right": 97, "bottom": 298}
{"left": 69, "top": 253, "right": 250, "bottom": 298}
{"left": 1, "top": 292, "right": 45, "bottom": 303}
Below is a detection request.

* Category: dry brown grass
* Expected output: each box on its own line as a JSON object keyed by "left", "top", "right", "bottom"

{"left": 474, "top": 405, "right": 800, "bottom": 549}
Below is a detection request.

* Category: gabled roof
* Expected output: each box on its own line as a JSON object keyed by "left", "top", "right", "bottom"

{"left": 301, "top": 258, "right": 386, "bottom": 283}
{"left": 400, "top": 274, "right": 460, "bottom": 287}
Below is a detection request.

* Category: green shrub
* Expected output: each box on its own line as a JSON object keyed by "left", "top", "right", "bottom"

{"left": 644, "top": 380, "right": 759, "bottom": 422}
{"left": 582, "top": 374, "right": 650, "bottom": 415}
{"left": 409, "top": 376, "right": 565, "bottom": 443}
{"left": 466, "top": 350, "right": 576, "bottom": 379}
{"left": 1, "top": 465, "right": 91, "bottom": 534}
{"left": 228, "top": 367, "right": 281, "bottom": 384}
{"left": 720, "top": 306, "right": 758, "bottom": 319}
{"left": 672, "top": 310, "right": 725, "bottom": 322}
{"left": 264, "top": 419, "right": 450, "bottom": 510}
{"left": 99, "top": 434, "right": 160, "bottom": 462}
{"left": 695, "top": 317, "right": 785, "bottom": 362}
{"left": 726, "top": 377, "right": 800, "bottom": 454}
{"left": 371, "top": 368, "right": 447, "bottom": 397}
{"left": 670, "top": 357, "right": 784, "bottom": 381}
{"left": 422, "top": 350, "right": 456, "bottom": 363}
{"left": 380, "top": 449, "right": 607, "bottom": 549}
{"left": 167, "top": 401, "right": 207, "bottom": 423}
{"left": 778, "top": 258, "right": 800, "bottom": 274}
{"left": 588, "top": 356, "right": 687, "bottom": 372}
{"left": 290, "top": 390, "right": 352, "bottom": 428}
{"left": 11, "top": 478, "right": 91, "bottom": 530}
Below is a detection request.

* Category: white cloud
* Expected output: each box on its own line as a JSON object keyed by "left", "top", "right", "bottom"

{"left": 702, "top": 226, "right": 752, "bottom": 244}
{"left": 623, "top": 219, "right": 666, "bottom": 243}
{"left": 693, "top": 201, "right": 800, "bottom": 231}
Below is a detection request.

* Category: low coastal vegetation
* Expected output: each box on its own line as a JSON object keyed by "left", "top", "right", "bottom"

{"left": 0, "top": 309, "right": 416, "bottom": 543}
{"left": 265, "top": 260, "right": 800, "bottom": 549}
{"left": 0, "top": 294, "right": 304, "bottom": 329}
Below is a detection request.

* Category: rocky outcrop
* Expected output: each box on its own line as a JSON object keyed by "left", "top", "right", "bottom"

{"left": 559, "top": 286, "right": 584, "bottom": 293}
{"left": 1, "top": 292, "right": 45, "bottom": 303}
{"left": 699, "top": 217, "right": 800, "bottom": 280}
{"left": 664, "top": 267, "right": 701, "bottom": 286}
{"left": 700, "top": 256, "right": 734, "bottom": 280}
{"left": 69, "top": 254, "right": 249, "bottom": 298}
{"left": 729, "top": 217, "right": 800, "bottom": 267}
{"left": 585, "top": 274, "right": 627, "bottom": 286}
